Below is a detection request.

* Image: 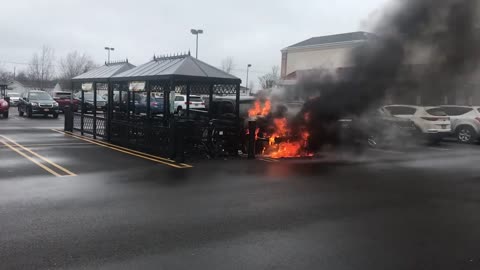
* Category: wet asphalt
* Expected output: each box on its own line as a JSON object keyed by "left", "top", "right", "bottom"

{"left": 2, "top": 107, "right": 480, "bottom": 269}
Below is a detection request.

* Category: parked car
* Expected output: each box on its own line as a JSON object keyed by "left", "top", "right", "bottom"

{"left": 210, "top": 96, "right": 256, "bottom": 120}
{"left": 439, "top": 105, "right": 480, "bottom": 143}
{"left": 0, "top": 92, "right": 10, "bottom": 118}
{"left": 76, "top": 92, "right": 107, "bottom": 113}
{"left": 18, "top": 90, "right": 59, "bottom": 118}
{"left": 7, "top": 92, "right": 21, "bottom": 106}
{"left": 174, "top": 95, "right": 205, "bottom": 112}
{"left": 133, "top": 96, "right": 165, "bottom": 114}
{"left": 52, "top": 91, "right": 79, "bottom": 112}
{"left": 383, "top": 105, "right": 451, "bottom": 143}
{"left": 339, "top": 107, "right": 418, "bottom": 148}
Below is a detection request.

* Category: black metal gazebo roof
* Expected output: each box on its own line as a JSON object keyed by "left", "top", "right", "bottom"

{"left": 111, "top": 53, "right": 241, "bottom": 83}
{"left": 72, "top": 60, "right": 136, "bottom": 83}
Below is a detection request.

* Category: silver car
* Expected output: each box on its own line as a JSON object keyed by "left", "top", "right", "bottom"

{"left": 440, "top": 105, "right": 480, "bottom": 143}
{"left": 7, "top": 92, "right": 21, "bottom": 106}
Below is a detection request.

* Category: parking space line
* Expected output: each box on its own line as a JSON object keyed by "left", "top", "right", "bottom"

{"left": 0, "top": 135, "right": 77, "bottom": 177}
{"left": 0, "top": 139, "right": 63, "bottom": 177}
{"left": 259, "top": 157, "right": 280, "bottom": 163}
{"left": 51, "top": 129, "right": 192, "bottom": 169}
{"left": 0, "top": 142, "right": 91, "bottom": 148}
{"left": 63, "top": 130, "right": 188, "bottom": 165}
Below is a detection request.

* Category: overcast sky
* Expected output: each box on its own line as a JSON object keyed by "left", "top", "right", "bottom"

{"left": 0, "top": 0, "right": 391, "bottom": 86}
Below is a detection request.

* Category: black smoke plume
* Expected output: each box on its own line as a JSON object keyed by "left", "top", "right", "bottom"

{"left": 299, "top": 0, "right": 480, "bottom": 151}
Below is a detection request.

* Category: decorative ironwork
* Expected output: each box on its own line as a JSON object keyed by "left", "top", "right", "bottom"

{"left": 151, "top": 81, "right": 170, "bottom": 92}
{"left": 154, "top": 52, "right": 190, "bottom": 61}
{"left": 73, "top": 113, "right": 82, "bottom": 131}
{"left": 190, "top": 83, "right": 210, "bottom": 95}
{"left": 73, "top": 113, "right": 106, "bottom": 138}
{"left": 213, "top": 84, "right": 237, "bottom": 96}
{"left": 174, "top": 84, "right": 188, "bottom": 94}
{"left": 110, "top": 119, "right": 172, "bottom": 156}
{"left": 105, "top": 59, "right": 129, "bottom": 66}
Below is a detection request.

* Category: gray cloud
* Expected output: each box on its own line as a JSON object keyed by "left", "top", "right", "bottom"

{"left": 0, "top": 0, "right": 390, "bottom": 85}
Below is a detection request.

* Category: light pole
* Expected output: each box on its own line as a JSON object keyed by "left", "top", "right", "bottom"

{"left": 104, "top": 47, "right": 115, "bottom": 63}
{"left": 246, "top": 64, "right": 252, "bottom": 95}
{"left": 190, "top": 29, "right": 204, "bottom": 59}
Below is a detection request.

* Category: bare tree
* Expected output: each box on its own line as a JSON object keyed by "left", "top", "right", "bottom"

{"left": 0, "top": 66, "right": 13, "bottom": 82}
{"left": 15, "top": 71, "right": 28, "bottom": 82}
{"left": 27, "top": 45, "right": 55, "bottom": 89}
{"left": 221, "top": 57, "right": 235, "bottom": 74}
{"left": 59, "top": 51, "right": 96, "bottom": 80}
{"left": 258, "top": 66, "right": 279, "bottom": 89}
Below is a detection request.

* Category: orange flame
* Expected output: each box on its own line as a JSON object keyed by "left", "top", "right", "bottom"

{"left": 248, "top": 99, "right": 271, "bottom": 117}
{"left": 265, "top": 118, "right": 311, "bottom": 158}
{"left": 248, "top": 99, "right": 312, "bottom": 159}
{"left": 261, "top": 100, "right": 271, "bottom": 116}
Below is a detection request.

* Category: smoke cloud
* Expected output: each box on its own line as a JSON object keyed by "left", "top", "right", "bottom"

{"left": 298, "top": 0, "right": 480, "bottom": 151}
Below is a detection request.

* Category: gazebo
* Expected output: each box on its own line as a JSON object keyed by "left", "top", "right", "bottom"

{"left": 69, "top": 53, "right": 242, "bottom": 159}
{"left": 70, "top": 59, "right": 136, "bottom": 139}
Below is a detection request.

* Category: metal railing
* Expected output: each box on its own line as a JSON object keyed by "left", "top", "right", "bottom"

{"left": 72, "top": 112, "right": 106, "bottom": 138}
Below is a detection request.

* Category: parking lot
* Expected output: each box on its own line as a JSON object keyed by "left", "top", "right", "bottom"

{"left": 2, "top": 106, "right": 480, "bottom": 269}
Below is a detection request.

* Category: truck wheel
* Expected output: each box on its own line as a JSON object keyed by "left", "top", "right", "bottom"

{"left": 457, "top": 126, "right": 476, "bottom": 144}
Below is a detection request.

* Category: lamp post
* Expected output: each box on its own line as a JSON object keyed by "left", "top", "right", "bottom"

{"left": 190, "top": 29, "right": 204, "bottom": 59}
{"left": 246, "top": 64, "right": 252, "bottom": 95}
{"left": 104, "top": 47, "right": 115, "bottom": 63}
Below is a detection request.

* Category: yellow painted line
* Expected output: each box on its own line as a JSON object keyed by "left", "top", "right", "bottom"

{"left": 259, "top": 157, "right": 280, "bottom": 162}
{"left": 0, "top": 139, "right": 62, "bottom": 177}
{"left": 52, "top": 129, "right": 191, "bottom": 169}
{"left": 259, "top": 158, "right": 277, "bottom": 163}
{"left": 59, "top": 129, "right": 193, "bottom": 168}
{"left": 0, "top": 142, "right": 91, "bottom": 148}
{"left": 0, "top": 135, "right": 77, "bottom": 177}
{"left": 61, "top": 130, "right": 190, "bottom": 166}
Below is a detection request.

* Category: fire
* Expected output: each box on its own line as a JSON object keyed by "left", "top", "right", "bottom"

{"left": 262, "top": 99, "right": 271, "bottom": 116}
{"left": 265, "top": 117, "right": 311, "bottom": 159}
{"left": 248, "top": 99, "right": 271, "bottom": 117}
{"left": 247, "top": 98, "right": 312, "bottom": 159}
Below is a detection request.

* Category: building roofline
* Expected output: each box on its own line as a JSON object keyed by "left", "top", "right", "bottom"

{"left": 281, "top": 39, "right": 367, "bottom": 52}
{"left": 282, "top": 31, "right": 375, "bottom": 52}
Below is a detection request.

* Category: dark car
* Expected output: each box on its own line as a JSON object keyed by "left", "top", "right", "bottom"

{"left": 52, "top": 91, "right": 79, "bottom": 112}
{"left": 209, "top": 96, "right": 256, "bottom": 120}
{"left": 76, "top": 93, "right": 107, "bottom": 113}
{"left": 133, "top": 96, "right": 165, "bottom": 115}
{"left": 112, "top": 92, "right": 164, "bottom": 115}
{"left": 18, "top": 90, "right": 59, "bottom": 118}
{"left": 339, "top": 107, "right": 418, "bottom": 148}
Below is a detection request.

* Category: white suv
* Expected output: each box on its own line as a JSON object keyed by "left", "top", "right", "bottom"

{"left": 174, "top": 95, "right": 205, "bottom": 112}
{"left": 439, "top": 105, "right": 480, "bottom": 143}
{"left": 383, "top": 105, "right": 451, "bottom": 142}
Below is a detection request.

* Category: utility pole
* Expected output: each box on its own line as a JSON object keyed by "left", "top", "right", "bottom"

{"left": 246, "top": 64, "right": 252, "bottom": 95}
{"left": 190, "top": 29, "right": 204, "bottom": 59}
{"left": 104, "top": 47, "right": 115, "bottom": 63}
